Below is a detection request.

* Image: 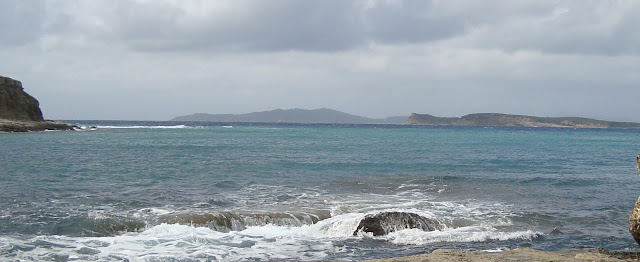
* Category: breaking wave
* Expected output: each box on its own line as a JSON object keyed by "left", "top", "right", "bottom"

{"left": 386, "top": 227, "right": 541, "bottom": 245}
{"left": 92, "top": 125, "right": 190, "bottom": 129}
{"left": 153, "top": 211, "right": 331, "bottom": 232}
{"left": 3, "top": 208, "right": 542, "bottom": 261}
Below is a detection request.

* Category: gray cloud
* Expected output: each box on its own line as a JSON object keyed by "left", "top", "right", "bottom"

{"left": 0, "top": 0, "right": 47, "bottom": 46}
{"left": 108, "top": 0, "right": 364, "bottom": 52}
{"left": 3, "top": 0, "right": 638, "bottom": 56}
{"left": 457, "top": 1, "right": 640, "bottom": 56}
{"left": 363, "top": 1, "right": 467, "bottom": 44}
{"left": 0, "top": 0, "right": 638, "bottom": 121}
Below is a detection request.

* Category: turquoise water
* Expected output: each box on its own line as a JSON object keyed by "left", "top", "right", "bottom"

{"left": 1, "top": 122, "right": 640, "bottom": 261}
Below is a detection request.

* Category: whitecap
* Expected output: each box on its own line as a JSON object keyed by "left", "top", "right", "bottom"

{"left": 96, "top": 125, "right": 189, "bottom": 129}
{"left": 385, "top": 226, "right": 542, "bottom": 245}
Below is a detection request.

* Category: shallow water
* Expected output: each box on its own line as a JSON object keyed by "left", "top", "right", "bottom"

{"left": 1, "top": 122, "right": 639, "bottom": 261}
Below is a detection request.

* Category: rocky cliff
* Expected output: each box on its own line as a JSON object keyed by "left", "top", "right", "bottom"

{"left": 0, "top": 76, "right": 44, "bottom": 121}
{"left": 406, "top": 113, "right": 640, "bottom": 129}
{"left": 0, "top": 75, "right": 74, "bottom": 132}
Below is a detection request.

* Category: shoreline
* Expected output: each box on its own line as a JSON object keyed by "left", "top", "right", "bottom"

{"left": 364, "top": 248, "right": 640, "bottom": 262}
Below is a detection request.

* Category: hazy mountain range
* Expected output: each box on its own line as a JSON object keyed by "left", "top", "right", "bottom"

{"left": 171, "top": 108, "right": 407, "bottom": 124}
{"left": 172, "top": 109, "right": 640, "bottom": 128}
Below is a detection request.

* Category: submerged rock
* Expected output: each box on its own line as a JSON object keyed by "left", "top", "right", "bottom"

{"left": 630, "top": 154, "right": 640, "bottom": 245}
{"left": 158, "top": 211, "right": 330, "bottom": 233}
{"left": 353, "top": 212, "right": 443, "bottom": 236}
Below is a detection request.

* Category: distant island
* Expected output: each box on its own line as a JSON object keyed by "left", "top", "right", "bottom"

{"left": 171, "top": 108, "right": 407, "bottom": 124}
{"left": 407, "top": 113, "right": 640, "bottom": 129}
{"left": 172, "top": 109, "right": 640, "bottom": 128}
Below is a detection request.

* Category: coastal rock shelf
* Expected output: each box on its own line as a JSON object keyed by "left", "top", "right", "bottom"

{"left": 629, "top": 154, "right": 640, "bottom": 245}
{"left": 0, "top": 75, "right": 74, "bottom": 132}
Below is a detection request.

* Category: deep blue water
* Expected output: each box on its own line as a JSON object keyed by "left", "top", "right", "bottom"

{"left": 1, "top": 121, "right": 640, "bottom": 261}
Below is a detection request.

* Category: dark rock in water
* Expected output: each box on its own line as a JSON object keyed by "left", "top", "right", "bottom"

{"left": 353, "top": 212, "right": 443, "bottom": 236}
{"left": 77, "top": 247, "right": 101, "bottom": 255}
{"left": 549, "top": 227, "right": 564, "bottom": 235}
{"left": 0, "top": 75, "right": 75, "bottom": 132}
{"left": 159, "top": 212, "right": 245, "bottom": 232}
{"left": 630, "top": 154, "right": 640, "bottom": 245}
{"left": 158, "top": 211, "right": 330, "bottom": 233}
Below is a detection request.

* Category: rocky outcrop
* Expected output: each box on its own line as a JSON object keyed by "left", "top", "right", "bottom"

{"left": 0, "top": 75, "right": 74, "bottom": 132}
{"left": 0, "top": 76, "right": 43, "bottom": 121}
{"left": 0, "top": 119, "right": 75, "bottom": 132}
{"left": 157, "top": 211, "right": 330, "bottom": 233}
{"left": 353, "top": 212, "right": 443, "bottom": 236}
{"left": 630, "top": 154, "right": 640, "bottom": 245}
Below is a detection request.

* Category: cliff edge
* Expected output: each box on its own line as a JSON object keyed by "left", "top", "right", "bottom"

{"left": 0, "top": 76, "right": 74, "bottom": 132}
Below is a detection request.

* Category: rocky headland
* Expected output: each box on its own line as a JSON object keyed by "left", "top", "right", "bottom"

{"left": 406, "top": 113, "right": 640, "bottom": 129}
{"left": 0, "top": 76, "right": 74, "bottom": 132}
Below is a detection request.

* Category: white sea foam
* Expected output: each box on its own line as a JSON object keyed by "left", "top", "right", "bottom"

{"left": 2, "top": 209, "right": 540, "bottom": 262}
{"left": 483, "top": 247, "right": 511, "bottom": 253}
{"left": 385, "top": 227, "right": 542, "bottom": 245}
{"left": 1, "top": 214, "right": 360, "bottom": 261}
{"left": 95, "top": 125, "right": 190, "bottom": 129}
{"left": 2, "top": 192, "right": 534, "bottom": 261}
{"left": 10, "top": 223, "right": 338, "bottom": 261}
{"left": 0, "top": 237, "right": 13, "bottom": 254}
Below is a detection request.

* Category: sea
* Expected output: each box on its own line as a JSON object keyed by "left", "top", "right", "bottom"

{"left": 1, "top": 121, "right": 640, "bottom": 261}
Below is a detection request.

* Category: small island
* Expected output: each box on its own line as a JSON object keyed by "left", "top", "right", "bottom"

{"left": 406, "top": 113, "right": 640, "bottom": 129}
{"left": 0, "top": 75, "right": 75, "bottom": 132}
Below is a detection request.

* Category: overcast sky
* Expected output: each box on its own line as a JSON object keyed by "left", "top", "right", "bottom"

{"left": 1, "top": 0, "right": 639, "bottom": 121}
